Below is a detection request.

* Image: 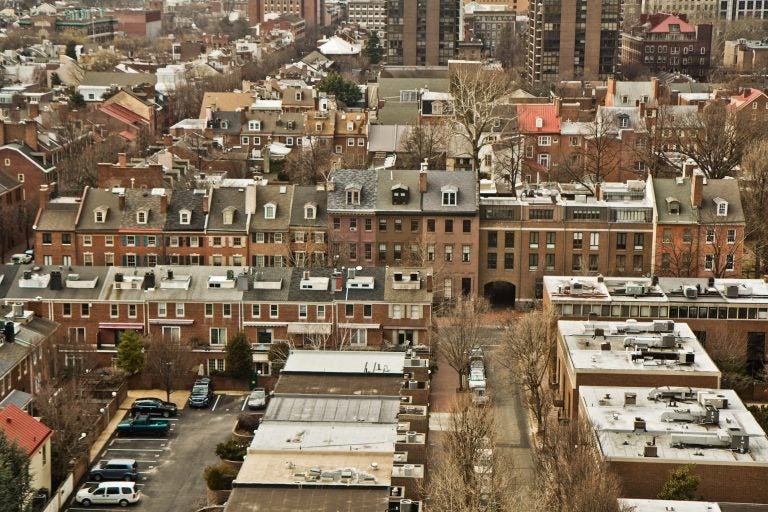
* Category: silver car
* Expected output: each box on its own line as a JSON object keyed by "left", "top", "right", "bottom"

{"left": 247, "top": 388, "right": 267, "bottom": 410}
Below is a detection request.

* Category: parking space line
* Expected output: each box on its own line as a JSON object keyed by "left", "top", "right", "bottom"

{"left": 211, "top": 395, "right": 221, "bottom": 411}
{"left": 241, "top": 397, "right": 247, "bottom": 412}
{"left": 107, "top": 448, "right": 165, "bottom": 452}
{"left": 111, "top": 438, "right": 168, "bottom": 442}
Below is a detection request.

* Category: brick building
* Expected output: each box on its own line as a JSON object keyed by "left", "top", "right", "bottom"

{"left": 554, "top": 319, "right": 720, "bottom": 420}
{"left": 386, "top": 0, "right": 461, "bottom": 66}
{"left": 724, "top": 39, "right": 768, "bottom": 73}
{"left": 0, "top": 143, "right": 56, "bottom": 210}
{"left": 621, "top": 13, "right": 712, "bottom": 80}
{"left": 0, "top": 265, "right": 432, "bottom": 373}
{"left": 581, "top": 386, "right": 768, "bottom": 503}
{"left": 545, "top": 274, "right": 768, "bottom": 379}
{"left": 114, "top": 9, "right": 162, "bottom": 39}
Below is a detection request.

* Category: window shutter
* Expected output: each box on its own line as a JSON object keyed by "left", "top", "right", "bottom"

{"left": 388, "top": 304, "right": 393, "bottom": 318}
{"left": 121, "top": 235, "right": 127, "bottom": 247}
{"left": 122, "top": 255, "right": 127, "bottom": 266}
{"left": 143, "top": 255, "right": 148, "bottom": 266}
{"left": 143, "top": 236, "right": 148, "bottom": 247}
{"left": 403, "top": 305, "right": 409, "bottom": 319}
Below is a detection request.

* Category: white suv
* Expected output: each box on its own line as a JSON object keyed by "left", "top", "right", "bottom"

{"left": 75, "top": 482, "right": 140, "bottom": 507}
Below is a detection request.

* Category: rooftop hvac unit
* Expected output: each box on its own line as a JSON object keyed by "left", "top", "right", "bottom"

{"left": 625, "top": 283, "right": 645, "bottom": 296}
{"left": 400, "top": 499, "right": 415, "bottom": 512}
{"left": 406, "top": 431, "right": 418, "bottom": 443}
{"left": 653, "top": 320, "right": 674, "bottom": 332}
{"left": 698, "top": 392, "right": 728, "bottom": 409}
{"left": 659, "top": 334, "right": 676, "bottom": 348}
{"left": 49, "top": 271, "right": 62, "bottom": 290}
{"left": 643, "top": 445, "right": 658, "bottom": 457}
{"left": 726, "top": 285, "right": 739, "bottom": 298}
{"left": 684, "top": 285, "right": 698, "bottom": 299}
{"left": 732, "top": 434, "right": 750, "bottom": 454}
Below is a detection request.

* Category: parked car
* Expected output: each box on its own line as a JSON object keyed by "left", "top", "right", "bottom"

{"left": 130, "top": 398, "right": 177, "bottom": 417}
{"left": 75, "top": 482, "right": 140, "bottom": 507}
{"left": 116, "top": 415, "right": 170, "bottom": 436}
{"left": 89, "top": 459, "right": 138, "bottom": 481}
{"left": 188, "top": 378, "right": 214, "bottom": 408}
{"left": 9, "top": 253, "right": 31, "bottom": 265}
{"left": 247, "top": 388, "right": 267, "bottom": 410}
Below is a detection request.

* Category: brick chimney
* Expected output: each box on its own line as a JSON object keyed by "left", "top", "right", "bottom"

{"left": 0, "top": 121, "right": 5, "bottom": 146}
{"left": 202, "top": 192, "right": 209, "bottom": 213}
{"left": 118, "top": 193, "right": 126, "bottom": 211}
{"left": 691, "top": 173, "right": 704, "bottom": 208}
{"left": 651, "top": 77, "right": 660, "bottom": 101}
{"left": 334, "top": 274, "right": 343, "bottom": 292}
{"left": 160, "top": 193, "right": 168, "bottom": 213}
{"left": 28, "top": 102, "right": 39, "bottom": 120}
{"left": 118, "top": 153, "right": 127, "bottom": 167}
{"left": 163, "top": 134, "right": 173, "bottom": 147}
{"left": 419, "top": 160, "right": 428, "bottom": 193}
{"left": 39, "top": 183, "right": 51, "bottom": 210}
{"left": 24, "top": 121, "right": 37, "bottom": 151}
{"left": 607, "top": 77, "right": 617, "bottom": 104}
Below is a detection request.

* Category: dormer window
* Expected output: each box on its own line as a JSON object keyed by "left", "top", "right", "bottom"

{"left": 223, "top": 206, "right": 236, "bottom": 225}
{"left": 304, "top": 202, "right": 317, "bottom": 220}
{"left": 179, "top": 208, "right": 191, "bottom": 225}
{"left": 264, "top": 202, "right": 276, "bottom": 219}
{"left": 666, "top": 197, "right": 680, "bottom": 215}
{"left": 715, "top": 197, "right": 728, "bottom": 216}
{"left": 248, "top": 120, "right": 261, "bottom": 131}
{"left": 220, "top": 120, "right": 229, "bottom": 130}
{"left": 94, "top": 206, "right": 108, "bottom": 223}
{"left": 295, "top": 91, "right": 302, "bottom": 101}
{"left": 137, "top": 209, "right": 148, "bottom": 224}
{"left": 392, "top": 184, "right": 409, "bottom": 205}
{"left": 441, "top": 185, "right": 458, "bottom": 206}
{"left": 618, "top": 114, "right": 630, "bottom": 129}
{"left": 347, "top": 121, "right": 354, "bottom": 131}
{"left": 345, "top": 184, "right": 361, "bottom": 205}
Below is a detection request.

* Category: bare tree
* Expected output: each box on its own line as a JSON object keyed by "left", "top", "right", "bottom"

{"left": 434, "top": 296, "right": 490, "bottom": 391}
{"left": 533, "top": 412, "right": 628, "bottom": 512}
{"left": 554, "top": 115, "right": 622, "bottom": 193}
{"left": 144, "top": 335, "right": 194, "bottom": 403}
{"left": 426, "top": 396, "right": 515, "bottom": 511}
{"left": 491, "top": 135, "right": 527, "bottom": 194}
{"left": 284, "top": 136, "right": 333, "bottom": 185}
{"left": 668, "top": 102, "right": 767, "bottom": 179}
{"left": 498, "top": 307, "right": 557, "bottom": 436}
{"left": 740, "top": 139, "right": 768, "bottom": 275}
{"left": 398, "top": 118, "right": 448, "bottom": 169}
{"left": 450, "top": 64, "right": 515, "bottom": 175}
{"left": 701, "top": 218, "right": 746, "bottom": 279}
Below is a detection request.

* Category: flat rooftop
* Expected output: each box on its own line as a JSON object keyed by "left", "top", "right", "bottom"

{"left": 282, "top": 351, "right": 406, "bottom": 375}
{"left": 235, "top": 449, "right": 393, "bottom": 486}
{"left": 559, "top": 320, "right": 720, "bottom": 375}
{"left": 250, "top": 422, "right": 397, "bottom": 452}
{"left": 619, "top": 499, "right": 721, "bottom": 512}
{"left": 274, "top": 374, "right": 404, "bottom": 396}
{"left": 264, "top": 395, "right": 400, "bottom": 424}
{"left": 581, "top": 386, "right": 768, "bottom": 465}
{"left": 225, "top": 487, "right": 390, "bottom": 512}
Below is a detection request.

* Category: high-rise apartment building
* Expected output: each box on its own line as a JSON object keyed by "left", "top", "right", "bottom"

{"left": 642, "top": 0, "right": 767, "bottom": 20}
{"left": 527, "top": 0, "right": 622, "bottom": 83}
{"left": 386, "top": 0, "right": 461, "bottom": 66}
{"left": 347, "top": 0, "right": 387, "bottom": 35}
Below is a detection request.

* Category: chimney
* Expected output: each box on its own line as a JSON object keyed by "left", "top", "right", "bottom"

{"left": 24, "top": 120, "right": 37, "bottom": 151}
{"left": 39, "top": 183, "right": 51, "bottom": 210}
{"left": 118, "top": 153, "right": 127, "bottom": 167}
{"left": 163, "top": 134, "right": 173, "bottom": 146}
{"left": 0, "top": 121, "right": 5, "bottom": 146}
{"left": 594, "top": 182, "right": 601, "bottom": 201}
{"left": 651, "top": 77, "right": 660, "bottom": 101}
{"left": 28, "top": 101, "right": 39, "bottom": 120}
{"left": 554, "top": 96, "right": 561, "bottom": 116}
{"left": 202, "top": 191, "right": 209, "bottom": 213}
{"left": 245, "top": 183, "right": 257, "bottom": 214}
{"left": 334, "top": 274, "right": 343, "bottom": 292}
{"left": 426, "top": 274, "right": 433, "bottom": 293}
{"left": 419, "top": 161, "right": 428, "bottom": 193}
{"left": 607, "top": 77, "right": 617, "bottom": 102}
{"left": 691, "top": 173, "right": 704, "bottom": 208}
{"left": 160, "top": 193, "right": 168, "bottom": 213}
{"left": 118, "top": 193, "right": 126, "bottom": 211}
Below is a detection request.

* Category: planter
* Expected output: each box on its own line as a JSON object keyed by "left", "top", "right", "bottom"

{"left": 231, "top": 425, "right": 254, "bottom": 444}
{"left": 219, "top": 459, "right": 243, "bottom": 471}
{"left": 206, "top": 489, "right": 231, "bottom": 506}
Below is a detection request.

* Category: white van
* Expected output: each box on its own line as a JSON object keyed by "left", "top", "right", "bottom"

{"left": 75, "top": 482, "right": 140, "bottom": 507}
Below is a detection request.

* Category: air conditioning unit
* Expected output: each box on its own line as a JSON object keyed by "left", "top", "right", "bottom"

{"left": 683, "top": 285, "right": 697, "bottom": 299}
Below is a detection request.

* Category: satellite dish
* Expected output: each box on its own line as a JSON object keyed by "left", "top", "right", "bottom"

{"left": 355, "top": 266, "right": 363, "bottom": 271}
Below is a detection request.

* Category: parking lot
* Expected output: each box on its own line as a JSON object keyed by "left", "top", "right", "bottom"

{"left": 65, "top": 393, "right": 247, "bottom": 512}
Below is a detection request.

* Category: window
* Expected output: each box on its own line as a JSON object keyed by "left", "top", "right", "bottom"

{"left": 110, "top": 304, "right": 119, "bottom": 318}
{"left": 128, "top": 304, "right": 137, "bottom": 318}
{"left": 176, "top": 303, "right": 185, "bottom": 317}
{"left": 616, "top": 254, "right": 626, "bottom": 272}
{"left": 222, "top": 304, "right": 232, "bottom": 317}
{"left": 545, "top": 253, "right": 555, "bottom": 271}
{"left": 726, "top": 254, "right": 735, "bottom": 271}
{"left": 716, "top": 199, "right": 728, "bottom": 216}
{"left": 349, "top": 329, "right": 367, "bottom": 346}
{"left": 505, "top": 232, "right": 514, "bottom": 248}
{"left": 42, "top": 233, "right": 52, "bottom": 244}
{"left": 378, "top": 243, "right": 387, "bottom": 261}
{"left": 427, "top": 219, "right": 435, "bottom": 232}
{"left": 270, "top": 304, "right": 279, "bottom": 318}
{"left": 538, "top": 154, "right": 550, "bottom": 168}
{"left": 633, "top": 255, "right": 643, "bottom": 272}
{"left": 569, "top": 135, "right": 579, "bottom": 146}
{"left": 683, "top": 229, "right": 692, "bottom": 244}
{"left": 393, "top": 243, "right": 401, "bottom": 261}
{"left": 299, "top": 304, "right": 308, "bottom": 319}
{"left": 504, "top": 253, "right": 514, "bottom": 270}
{"left": 618, "top": 115, "right": 629, "bottom": 129}
{"left": 158, "top": 303, "right": 167, "bottom": 317}
{"left": 347, "top": 137, "right": 354, "bottom": 147}
{"left": 202, "top": 303, "right": 213, "bottom": 317}
{"left": 286, "top": 137, "right": 294, "bottom": 146}
{"left": 317, "top": 305, "right": 326, "bottom": 319}
{"left": 634, "top": 233, "right": 645, "bottom": 250}
{"left": 105, "top": 235, "right": 113, "bottom": 247}
{"left": 210, "top": 328, "right": 227, "bottom": 345}
{"left": 706, "top": 228, "right": 714, "bottom": 243}
{"left": 427, "top": 244, "right": 435, "bottom": 262}
{"left": 363, "top": 304, "right": 372, "bottom": 318}
{"left": 727, "top": 229, "right": 736, "bottom": 244}
{"left": 573, "top": 232, "right": 583, "bottom": 249}
{"left": 364, "top": 218, "right": 372, "bottom": 231}
{"left": 105, "top": 253, "right": 114, "bottom": 266}
{"left": 488, "top": 231, "right": 498, "bottom": 248}
{"left": 538, "top": 136, "right": 551, "bottom": 146}
{"left": 61, "top": 233, "right": 71, "bottom": 245}
{"left": 333, "top": 218, "right": 341, "bottom": 230}
{"left": 462, "top": 245, "right": 471, "bottom": 262}
{"left": 304, "top": 205, "right": 316, "bottom": 219}
{"left": 411, "top": 219, "right": 420, "bottom": 232}
{"left": 589, "top": 232, "right": 599, "bottom": 250}
{"left": 705, "top": 254, "right": 714, "bottom": 271}
{"left": 572, "top": 254, "right": 582, "bottom": 271}
{"left": 544, "top": 232, "right": 555, "bottom": 248}
{"left": 208, "top": 359, "right": 225, "bottom": 372}
{"left": 529, "top": 209, "right": 553, "bottom": 220}
{"left": 350, "top": 218, "right": 358, "bottom": 231}
{"left": 444, "top": 278, "right": 453, "bottom": 299}
{"left": 528, "top": 253, "right": 538, "bottom": 270}
{"left": 379, "top": 218, "right": 387, "bottom": 231}
{"left": 80, "top": 303, "right": 90, "bottom": 317}
{"left": 463, "top": 219, "right": 471, "bottom": 232}
{"left": 445, "top": 219, "right": 453, "bottom": 233}
{"left": 589, "top": 254, "right": 599, "bottom": 271}
{"left": 137, "top": 210, "right": 147, "bottom": 224}
{"left": 662, "top": 229, "right": 672, "bottom": 244}
{"left": 394, "top": 219, "right": 402, "bottom": 232}
{"left": 336, "top": 145, "right": 342, "bottom": 154}
{"left": 241, "top": 136, "right": 250, "bottom": 145}
{"left": 444, "top": 245, "right": 453, "bottom": 262}
{"left": 441, "top": 187, "right": 457, "bottom": 206}
{"left": 83, "top": 235, "right": 92, "bottom": 246}
{"left": 162, "top": 326, "right": 180, "bottom": 342}
{"left": 487, "top": 252, "right": 497, "bottom": 270}
{"left": 529, "top": 232, "right": 539, "bottom": 248}
{"left": 264, "top": 204, "right": 276, "bottom": 219}
{"left": 346, "top": 188, "right": 360, "bottom": 205}
{"left": 346, "top": 304, "right": 354, "bottom": 317}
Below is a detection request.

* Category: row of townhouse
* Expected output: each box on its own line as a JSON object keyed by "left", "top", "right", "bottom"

{"left": 0, "top": 264, "right": 432, "bottom": 374}
{"left": 33, "top": 167, "right": 744, "bottom": 305}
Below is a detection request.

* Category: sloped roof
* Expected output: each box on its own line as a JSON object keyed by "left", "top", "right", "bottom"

{"left": 0, "top": 404, "right": 52, "bottom": 457}
{"left": 101, "top": 103, "right": 150, "bottom": 126}
{"left": 516, "top": 104, "right": 560, "bottom": 133}
{"left": 289, "top": 185, "right": 327, "bottom": 227}
{"left": 198, "top": 92, "right": 253, "bottom": 119}
{"left": 207, "top": 187, "right": 248, "bottom": 232}
{"left": 252, "top": 185, "right": 293, "bottom": 231}
{"left": 728, "top": 88, "right": 768, "bottom": 112}
{"left": 79, "top": 71, "right": 156, "bottom": 87}
{"left": 649, "top": 14, "right": 695, "bottom": 33}
{"left": 35, "top": 200, "right": 79, "bottom": 231}
{"left": 327, "top": 168, "right": 378, "bottom": 211}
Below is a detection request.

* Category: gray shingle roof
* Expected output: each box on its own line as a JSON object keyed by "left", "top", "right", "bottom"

{"left": 80, "top": 71, "right": 157, "bottom": 87}
{"left": 35, "top": 200, "right": 79, "bottom": 231}
{"left": 327, "top": 169, "right": 378, "bottom": 212}
{"left": 207, "top": 188, "right": 248, "bottom": 232}
{"left": 375, "top": 169, "right": 421, "bottom": 212}
{"left": 422, "top": 170, "right": 477, "bottom": 214}
{"left": 252, "top": 185, "right": 293, "bottom": 231}
{"left": 289, "top": 185, "right": 327, "bottom": 228}
{"left": 164, "top": 189, "right": 206, "bottom": 231}
{"left": 653, "top": 177, "right": 745, "bottom": 224}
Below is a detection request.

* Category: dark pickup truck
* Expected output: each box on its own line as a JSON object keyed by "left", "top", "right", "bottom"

{"left": 116, "top": 415, "right": 171, "bottom": 436}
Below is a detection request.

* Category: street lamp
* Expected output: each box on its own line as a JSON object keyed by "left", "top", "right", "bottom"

{"left": 256, "top": 370, "right": 262, "bottom": 388}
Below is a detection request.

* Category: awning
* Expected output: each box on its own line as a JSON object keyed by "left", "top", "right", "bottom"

{"left": 99, "top": 322, "right": 144, "bottom": 330}
{"left": 381, "top": 325, "right": 429, "bottom": 331}
{"left": 252, "top": 353, "right": 269, "bottom": 363}
{"left": 243, "top": 322, "right": 288, "bottom": 327}
{"left": 287, "top": 323, "right": 332, "bottom": 335}
{"left": 0, "top": 389, "right": 32, "bottom": 411}
{"left": 149, "top": 319, "right": 195, "bottom": 325}
{"left": 338, "top": 323, "right": 380, "bottom": 329}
